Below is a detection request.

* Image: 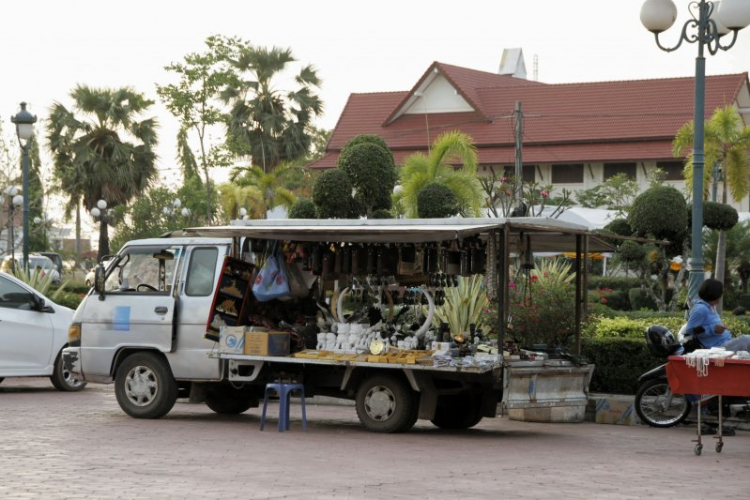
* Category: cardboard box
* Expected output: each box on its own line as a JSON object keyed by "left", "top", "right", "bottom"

{"left": 594, "top": 396, "right": 639, "bottom": 426}
{"left": 219, "top": 326, "right": 247, "bottom": 354}
{"left": 244, "top": 332, "right": 290, "bottom": 356}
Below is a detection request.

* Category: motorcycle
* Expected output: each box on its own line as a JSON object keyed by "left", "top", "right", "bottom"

{"left": 634, "top": 325, "right": 750, "bottom": 428}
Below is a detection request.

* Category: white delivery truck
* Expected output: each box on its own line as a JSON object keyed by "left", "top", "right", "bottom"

{"left": 64, "top": 218, "right": 598, "bottom": 432}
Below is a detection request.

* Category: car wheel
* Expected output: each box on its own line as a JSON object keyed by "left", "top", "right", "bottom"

{"left": 115, "top": 352, "right": 177, "bottom": 419}
{"left": 430, "top": 394, "right": 483, "bottom": 430}
{"left": 50, "top": 351, "right": 87, "bottom": 392}
{"left": 355, "top": 374, "right": 417, "bottom": 433}
{"left": 205, "top": 385, "right": 258, "bottom": 414}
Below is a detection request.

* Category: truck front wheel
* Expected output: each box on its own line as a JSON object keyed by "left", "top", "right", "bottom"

{"left": 355, "top": 374, "right": 417, "bottom": 433}
{"left": 115, "top": 352, "right": 177, "bottom": 419}
{"left": 430, "top": 394, "right": 483, "bottom": 430}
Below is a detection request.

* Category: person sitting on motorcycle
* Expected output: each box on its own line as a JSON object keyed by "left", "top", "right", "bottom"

{"left": 686, "top": 278, "right": 750, "bottom": 352}
{"left": 686, "top": 279, "right": 750, "bottom": 435}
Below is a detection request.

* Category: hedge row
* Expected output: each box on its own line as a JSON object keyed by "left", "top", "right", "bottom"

{"left": 580, "top": 337, "right": 662, "bottom": 394}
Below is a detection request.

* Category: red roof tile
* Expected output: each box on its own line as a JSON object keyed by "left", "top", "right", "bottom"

{"left": 316, "top": 63, "right": 749, "bottom": 169}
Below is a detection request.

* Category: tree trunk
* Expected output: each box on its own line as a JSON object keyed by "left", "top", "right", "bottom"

{"left": 75, "top": 203, "right": 81, "bottom": 267}
{"left": 714, "top": 182, "right": 729, "bottom": 313}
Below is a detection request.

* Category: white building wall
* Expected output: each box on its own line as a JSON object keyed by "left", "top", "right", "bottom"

{"left": 404, "top": 75, "right": 473, "bottom": 115}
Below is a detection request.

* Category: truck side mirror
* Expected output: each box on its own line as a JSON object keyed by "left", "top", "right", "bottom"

{"left": 94, "top": 264, "right": 106, "bottom": 300}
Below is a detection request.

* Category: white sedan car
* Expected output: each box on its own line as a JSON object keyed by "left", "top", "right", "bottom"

{"left": 0, "top": 271, "right": 85, "bottom": 391}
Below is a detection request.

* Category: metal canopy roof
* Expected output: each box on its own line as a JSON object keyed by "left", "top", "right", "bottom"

{"left": 178, "top": 217, "right": 614, "bottom": 252}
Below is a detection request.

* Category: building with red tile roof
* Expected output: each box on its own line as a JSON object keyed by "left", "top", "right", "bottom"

{"left": 309, "top": 58, "right": 750, "bottom": 210}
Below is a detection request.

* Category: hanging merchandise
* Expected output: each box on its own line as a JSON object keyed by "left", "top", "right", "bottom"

{"left": 252, "top": 242, "right": 291, "bottom": 302}
{"left": 486, "top": 231, "right": 497, "bottom": 299}
{"left": 398, "top": 245, "right": 416, "bottom": 275}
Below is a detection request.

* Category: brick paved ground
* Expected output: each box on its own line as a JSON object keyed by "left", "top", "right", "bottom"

{"left": 1, "top": 377, "right": 747, "bottom": 500}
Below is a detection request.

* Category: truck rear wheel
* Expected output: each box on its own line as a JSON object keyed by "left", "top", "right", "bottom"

{"left": 430, "top": 394, "right": 483, "bottom": 430}
{"left": 115, "top": 352, "right": 177, "bottom": 419}
{"left": 355, "top": 374, "right": 417, "bottom": 433}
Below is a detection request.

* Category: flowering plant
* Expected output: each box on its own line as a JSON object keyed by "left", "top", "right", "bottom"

{"left": 508, "top": 259, "right": 577, "bottom": 349}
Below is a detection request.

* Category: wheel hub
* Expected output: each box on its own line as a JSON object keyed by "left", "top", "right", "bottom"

{"left": 125, "top": 366, "right": 158, "bottom": 406}
{"left": 364, "top": 385, "right": 396, "bottom": 421}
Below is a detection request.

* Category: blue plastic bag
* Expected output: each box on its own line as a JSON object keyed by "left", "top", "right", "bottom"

{"left": 252, "top": 252, "right": 290, "bottom": 302}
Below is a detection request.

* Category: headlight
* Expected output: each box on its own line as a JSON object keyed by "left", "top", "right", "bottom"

{"left": 68, "top": 322, "right": 82, "bottom": 346}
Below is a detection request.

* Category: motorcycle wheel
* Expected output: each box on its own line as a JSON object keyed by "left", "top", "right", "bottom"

{"left": 635, "top": 378, "right": 691, "bottom": 428}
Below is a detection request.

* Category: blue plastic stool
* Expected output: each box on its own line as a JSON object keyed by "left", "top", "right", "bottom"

{"left": 260, "top": 382, "right": 307, "bottom": 432}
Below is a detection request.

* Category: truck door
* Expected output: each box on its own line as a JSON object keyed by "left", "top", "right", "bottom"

{"left": 84, "top": 245, "right": 182, "bottom": 367}
{"left": 167, "top": 244, "right": 229, "bottom": 379}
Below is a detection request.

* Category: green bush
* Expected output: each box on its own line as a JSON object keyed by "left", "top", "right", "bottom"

{"left": 371, "top": 209, "right": 393, "bottom": 219}
{"left": 313, "top": 169, "right": 353, "bottom": 219}
{"left": 628, "top": 185, "right": 688, "bottom": 246}
{"left": 289, "top": 198, "right": 317, "bottom": 219}
{"left": 737, "top": 294, "right": 750, "bottom": 309}
{"left": 703, "top": 201, "right": 739, "bottom": 231}
{"left": 581, "top": 337, "right": 663, "bottom": 394}
{"left": 583, "top": 315, "right": 684, "bottom": 339}
{"left": 53, "top": 291, "right": 87, "bottom": 311}
{"left": 627, "top": 287, "right": 674, "bottom": 310}
{"left": 417, "top": 183, "right": 459, "bottom": 218}
{"left": 588, "top": 276, "right": 641, "bottom": 291}
{"left": 338, "top": 138, "right": 396, "bottom": 216}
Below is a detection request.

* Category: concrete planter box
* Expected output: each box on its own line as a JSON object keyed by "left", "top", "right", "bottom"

{"left": 502, "top": 360, "right": 595, "bottom": 423}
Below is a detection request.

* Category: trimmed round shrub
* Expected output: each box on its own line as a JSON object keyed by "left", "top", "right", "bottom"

{"left": 628, "top": 185, "right": 688, "bottom": 242}
{"left": 341, "top": 134, "right": 393, "bottom": 161}
{"left": 313, "top": 169, "right": 353, "bottom": 219}
{"left": 617, "top": 240, "right": 647, "bottom": 263}
{"left": 703, "top": 201, "right": 739, "bottom": 231}
{"left": 417, "top": 183, "right": 459, "bottom": 218}
{"left": 338, "top": 142, "right": 396, "bottom": 215}
{"left": 289, "top": 199, "right": 317, "bottom": 219}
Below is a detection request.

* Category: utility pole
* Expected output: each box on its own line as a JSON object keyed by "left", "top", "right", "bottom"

{"left": 514, "top": 101, "right": 524, "bottom": 210}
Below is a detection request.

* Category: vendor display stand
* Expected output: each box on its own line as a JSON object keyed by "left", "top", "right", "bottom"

{"left": 666, "top": 355, "right": 750, "bottom": 455}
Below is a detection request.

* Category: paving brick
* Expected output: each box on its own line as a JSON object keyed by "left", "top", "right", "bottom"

{"left": 0, "top": 377, "right": 747, "bottom": 499}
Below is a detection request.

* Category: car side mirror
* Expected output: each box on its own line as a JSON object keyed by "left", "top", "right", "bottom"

{"left": 94, "top": 263, "right": 106, "bottom": 300}
{"left": 31, "top": 294, "right": 46, "bottom": 311}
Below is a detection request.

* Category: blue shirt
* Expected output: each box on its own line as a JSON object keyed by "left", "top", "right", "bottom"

{"left": 686, "top": 299, "right": 732, "bottom": 348}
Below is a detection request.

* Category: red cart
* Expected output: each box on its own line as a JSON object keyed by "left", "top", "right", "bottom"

{"left": 667, "top": 355, "right": 750, "bottom": 455}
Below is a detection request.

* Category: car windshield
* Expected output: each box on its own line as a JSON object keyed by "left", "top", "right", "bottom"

{"left": 29, "top": 257, "right": 55, "bottom": 271}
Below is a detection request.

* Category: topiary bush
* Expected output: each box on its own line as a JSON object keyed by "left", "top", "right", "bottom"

{"left": 338, "top": 136, "right": 397, "bottom": 217}
{"left": 289, "top": 198, "right": 317, "bottom": 219}
{"left": 703, "top": 200, "right": 739, "bottom": 231}
{"left": 313, "top": 169, "right": 353, "bottom": 219}
{"left": 581, "top": 337, "right": 663, "bottom": 394}
{"left": 371, "top": 209, "right": 393, "bottom": 219}
{"left": 417, "top": 183, "right": 459, "bottom": 218}
{"left": 628, "top": 185, "right": 688, "bottom": 242}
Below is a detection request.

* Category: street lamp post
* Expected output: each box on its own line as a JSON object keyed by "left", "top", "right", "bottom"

{"left": 10, "top": 102, "right": 37, "bottom": 273}
{"left": 640, "top": 0, "right": 750, "bottom": 304}
{"left": 90, "top": 199, "right": 109, "bottom": 260}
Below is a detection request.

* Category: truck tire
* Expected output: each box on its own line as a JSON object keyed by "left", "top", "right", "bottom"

{"left": 205, "top": 386, "right": 258, "bottom": 414}
{"left": 430, "top": 394, "right": 483, "bottom": 430}
{"left": 50, "top": 350, "right": 87, "bottom": 392}
{"left": 115, "top": 352, "right": 178, "bottom": 419}
{"left": 355, "top": 374, "right": 417, "bottom": 433}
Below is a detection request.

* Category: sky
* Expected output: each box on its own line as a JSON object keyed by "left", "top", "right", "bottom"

{"left": 1, "top": 0, "right": 749, "bottom": 213}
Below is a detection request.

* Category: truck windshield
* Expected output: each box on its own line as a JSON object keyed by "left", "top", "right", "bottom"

{"left": 105, "top": 245, "right": 182, "bottom": 293}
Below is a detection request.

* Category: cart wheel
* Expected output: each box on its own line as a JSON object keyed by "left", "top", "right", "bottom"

{"left": 716, "top": 442, "right": 723, "bottom": 453}
{"left": 694, "top": 444, "right": 703, "bottom": 456}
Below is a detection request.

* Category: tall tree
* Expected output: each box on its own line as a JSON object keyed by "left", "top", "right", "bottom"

{"left": 674, "top": 106, "right": 750, "bottom": 310}
{"left": 47, "top": 85, "right": 159, "bottom": 260}
{"left": 231, "top": 162, "right": 298, "bottom": 217}
{"left": 399, "top": 131, "right": 483, "bottom": 218}
{"left": 157, "top": 35, "right": 236, "bottom": 224}
{"left": 221, "top": 39, "right": 324, "bottom": 172}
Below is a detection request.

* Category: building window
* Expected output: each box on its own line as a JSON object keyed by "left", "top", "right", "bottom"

{"left": 657, "top": 161, "right": 684, "bottom": 181}
{"left": 502, "top": 165, "right": 536, "bottom": 183}
{"left": 603, "top": 163, "right": 637, "bottom": 180}
{"left": 551, "top": 164, "right": 584, "bottom": 184}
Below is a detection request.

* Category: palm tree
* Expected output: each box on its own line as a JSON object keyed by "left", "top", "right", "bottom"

{"left": 231, "top": 162, "right": 298, "bottom": 217}
{"left": 674, "top": 106, "right": 750, "bottom": 310}
{"left": 221, "top": 43, "right": 323, "bottom": 173}
{"left": 399, "top": 131, "right": 483, "bottom": 218}
{"left": 47, "top": 85, "right": 158, "bottom": 259}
